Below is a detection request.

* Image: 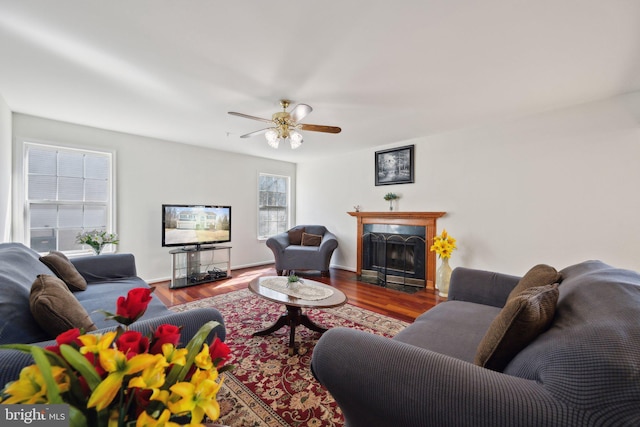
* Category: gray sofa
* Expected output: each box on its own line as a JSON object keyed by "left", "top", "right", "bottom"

{"left": 266, "top": 225, "right": 338, "bottom": 277}
{"left": 312, "top": 260, "right": 640, "bottom": 426}
{"left": 0, "top": 242, "right": 226, "bottom": 386}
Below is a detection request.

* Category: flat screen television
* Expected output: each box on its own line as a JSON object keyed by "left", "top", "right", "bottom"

{"left": 162, "top": 204, "right": 231, "bottom": 249}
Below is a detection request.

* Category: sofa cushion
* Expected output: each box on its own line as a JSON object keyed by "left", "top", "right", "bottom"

{"left": 503, "top": 261, "right": 640, "bottom": 411}
{"left": 394, "top": 300, "right": 501, "bottom": 362}
{"left": 30, "top": 274, "right": 97, "bottom": 337}
{"left": 302, "top": 232, "right": 322, "bottom": 246}
{"left": 0, "top": 243, "right": 56, "bottom": 344}
{"left": 475, "top": 283, "right": 559, "bottom": 372}
{"left": 288, "top": 228, "right": 305, "bottom": 245}
{"left": 507, "top": 264, "right": 561, "bottom": 301}
{"left": 40, "top": 251, "right": 88, "bottom": 292}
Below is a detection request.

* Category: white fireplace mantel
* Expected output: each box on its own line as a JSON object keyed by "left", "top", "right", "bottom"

{"left": 348, "top": 211, "right": 446, "bottom": 290}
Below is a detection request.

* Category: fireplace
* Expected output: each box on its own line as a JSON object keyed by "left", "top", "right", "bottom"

{"left": 348, "top": 211, "right": 445, "bottom": 290}
{"left": 362, "top": 224, "right": 426, "bottom": 287}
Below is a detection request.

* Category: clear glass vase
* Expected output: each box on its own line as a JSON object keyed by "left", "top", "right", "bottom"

{"left": 90, "top": 243, "right": 104, "bottom": 255}
{"left": 436, "top": 258, "right": 452, "bottom": 297}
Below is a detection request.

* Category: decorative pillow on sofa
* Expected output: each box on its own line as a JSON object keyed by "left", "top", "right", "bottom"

{"left": 474, "top": 283, "right": 559, "bottom": 372}
{"left": 40, "top": 251, "right": 88, "bottom": 292}
{"left": 301, "top": 232, "right": 322, "bottom": 246}
{"left": 30, "top": 274, "right": 96, "bottom": 337}
{"left": 507, "top": 264, "right": 561, "bottom": 302}
{"left": 288, "top": 228, "right": 305, "bottom": 245}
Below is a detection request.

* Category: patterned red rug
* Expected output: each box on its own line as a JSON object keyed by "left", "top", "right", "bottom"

{"left": 170, "top": 288, "right": 408, "bottom": 427}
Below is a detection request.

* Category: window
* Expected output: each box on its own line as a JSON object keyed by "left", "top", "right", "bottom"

{"left": 23, "top": 142, "right": 114, "bottom": 254}
{"left": 258, "top": 173, "right": 290, "bottom": 239}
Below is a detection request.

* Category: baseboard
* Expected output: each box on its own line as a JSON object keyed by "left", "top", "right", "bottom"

{"left": 232, "top": 260, "right": 276, "bottom": 270}
{"left": 149, "top": 261, "right": 353, "bottom": 284}
{"left": 148, "top": 261, "right": 276, "bottom": 285}
{"left": 331, "top": 263, "right": 356, "bottom": 273}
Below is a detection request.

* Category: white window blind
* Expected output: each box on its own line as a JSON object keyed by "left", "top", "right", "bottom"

{"left": 258, "top": 173, "right": 290, "bottom": 239}
{"left": 25, "top": 142, "right": 114, "bottom": 254}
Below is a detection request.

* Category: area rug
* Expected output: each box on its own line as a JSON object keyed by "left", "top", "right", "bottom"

{"left": 170, "top": 289, "right": 409, "bottom": 427}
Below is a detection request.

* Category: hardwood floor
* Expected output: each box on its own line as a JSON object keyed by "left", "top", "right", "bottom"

{"left": 152, "top": 264, "right": 446, "bottom": 323}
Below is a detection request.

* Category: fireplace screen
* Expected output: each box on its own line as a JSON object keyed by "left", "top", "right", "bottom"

{"left": 362, "top": 224, "right": 426, "bottom": 287}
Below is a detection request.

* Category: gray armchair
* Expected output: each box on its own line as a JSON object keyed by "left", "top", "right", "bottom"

{"left": 266, "top": 225, "right": 338, "bottom": 277}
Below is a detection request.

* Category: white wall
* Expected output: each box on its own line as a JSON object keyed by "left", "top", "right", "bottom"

{"left": 12, "top": 114, "right": 296, "bottom": 282}
{"left": 297, "top": 91, "right": 640, "bottom": 276}
{"left": 0, "top": 95, "right": 11, "bottom": 242}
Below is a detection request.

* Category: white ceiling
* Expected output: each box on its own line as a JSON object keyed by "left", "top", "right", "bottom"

{"left": 1, "top": 1, "right": 639, "bottom": 162}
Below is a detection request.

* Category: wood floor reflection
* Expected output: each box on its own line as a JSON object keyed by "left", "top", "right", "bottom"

{"left": 152, "top": 265, "right": 445, "bottom": 322}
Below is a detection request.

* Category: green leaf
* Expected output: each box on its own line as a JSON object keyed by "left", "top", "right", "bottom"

{"left": 164, "top": 321, "right": 219, "bottom": 387}
{"left": 69, "top": 406, "right": 88, "bottom": 427}
{"left": 31, "top": 347, "right": 63, "bottom": 404}
{"left": 0, "top": 343, "right": 39, "bottom": 353}
{"left": 60, "top": 345, "right": 102, "bottom": 390}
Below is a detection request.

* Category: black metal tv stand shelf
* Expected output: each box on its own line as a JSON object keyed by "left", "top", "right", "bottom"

{"left": 169, "top": 245, "right": 231, "bottom": 289}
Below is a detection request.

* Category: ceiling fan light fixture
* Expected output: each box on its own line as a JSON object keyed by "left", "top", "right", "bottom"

{"left": 290, "top": 131, "right": 303, "bottom": 149}
{"left": 230, "top": 99, "right": 341, "bottom": 150}
{"left": 265, "top": 128, "right": 280, "bottom": 148}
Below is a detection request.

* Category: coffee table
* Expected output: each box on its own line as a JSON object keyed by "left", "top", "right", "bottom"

{"left": 248, "top": 276, "right": 348, "bottom": 355}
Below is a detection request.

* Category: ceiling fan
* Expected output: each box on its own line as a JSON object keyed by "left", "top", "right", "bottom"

{"left": 228, "top": 100, "right": 341, "bottom": 149}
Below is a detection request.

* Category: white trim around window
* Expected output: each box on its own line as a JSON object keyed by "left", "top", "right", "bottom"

{"left": 13, "top": 138, "right": 117, "bottom": 255}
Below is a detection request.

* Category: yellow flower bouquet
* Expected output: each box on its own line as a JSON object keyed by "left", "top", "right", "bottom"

{"left": 430, "top": 229, "right": 457, "bottom": 259}
{"left": 0, "top": 288, "right": 231, "bottom": 427}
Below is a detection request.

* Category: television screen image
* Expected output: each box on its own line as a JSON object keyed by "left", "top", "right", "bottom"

{"left": 162, "top": 205, "right": 231, "bottom": 247}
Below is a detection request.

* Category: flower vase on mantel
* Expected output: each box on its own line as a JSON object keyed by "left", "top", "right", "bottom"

{"left": 383, "top": 192, "right": 399, "bottom": 212}
{"left": 436, "top": 257, "right": 453, "bottom": 297}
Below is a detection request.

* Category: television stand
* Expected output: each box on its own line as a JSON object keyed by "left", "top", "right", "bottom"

{"left": 169, "top": 246, "right": 232, "bottom": 289}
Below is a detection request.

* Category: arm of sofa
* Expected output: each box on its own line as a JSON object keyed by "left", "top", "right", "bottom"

{"left": 0, "top": 308, "right": 225, "bottom": 386}
{"left": 71, "top": 253, "right": 138, "bottom": 283}
{"left": 447, "top": 267, "right": 520, "bottom": 308}
{"left": 318, "top": 231, "right": 338, "bottom": 257}
{"left": 125, "top": 307, "right": 226, "bottom": 344}
{"left": 312, "top": 328, "right": 573, "bottom": 427}
{"left": 266, "top": 232, "right": 290, "bottom": 254}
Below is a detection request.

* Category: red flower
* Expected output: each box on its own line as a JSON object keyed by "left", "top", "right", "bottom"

{"left": 116, "top": 330, "right": 149, "bottom": 358}
{"left": 209, "top": 337, "right": 231, "bottom": 368}
{"left": 116, "top": 288, "right": 153, "bottom": 325}
{"left": 45, "top": 328, "right": 83, "bottom": 355}
{"left": 149, "top": 324, "right": 182, "bottom": 354}
{"left": 131, "top": 389, "right": 153, "bottom": 418}
{"left": 56, "top": 328, "right": 83, "bottom": 345}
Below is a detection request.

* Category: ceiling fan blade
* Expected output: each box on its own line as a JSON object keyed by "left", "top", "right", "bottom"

{"left": 299, "top": 123, "right": 342, "bottom": 134}
{"left": 289, "top": 104, "right": 312, "bottom": 122}
{"left": 240, "top": 128, "right": 270, "bottom": 138}
{"left": 228, "top": 111, "right": 273, "bottom": 124}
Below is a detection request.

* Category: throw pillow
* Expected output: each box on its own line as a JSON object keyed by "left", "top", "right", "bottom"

{"left": 288, "top": 228, "right": 305, "bottom": 245}
{"left": 30, "top": 274, "right": 97, "bottom": 337}
{"left": 507, "top": 264, "right": 561, "bottom": 302}
{"left": 474, "top": 283, "right": 559, "bottom": 372}
{"left": 301, "top": 232, "right": 322, "bottom": 246}
{"left": 40, "top": 251, "right": 88, "bottom": 292}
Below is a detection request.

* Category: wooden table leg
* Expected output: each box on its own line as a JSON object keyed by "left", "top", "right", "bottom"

{"left": 252, "top": 305, "right": 329, "bottom": 355}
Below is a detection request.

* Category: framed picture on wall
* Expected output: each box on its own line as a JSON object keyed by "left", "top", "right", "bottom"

{"left": 375, "top": 145, "right": 415, "bottom": 186}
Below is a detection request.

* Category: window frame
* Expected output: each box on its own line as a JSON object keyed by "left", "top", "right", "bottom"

{"left": 14, "top": 139, "right": 117, "bottom": 255}
{"left": 257, "top": 172, "right": 291, "bottom": 240}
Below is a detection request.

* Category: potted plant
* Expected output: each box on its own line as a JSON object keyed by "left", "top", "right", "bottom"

{"left": 383, "top": 193, "right": 399, "bottom": 211}
{"left": 76, "top": 230, "right": 119, "bottom": 255}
